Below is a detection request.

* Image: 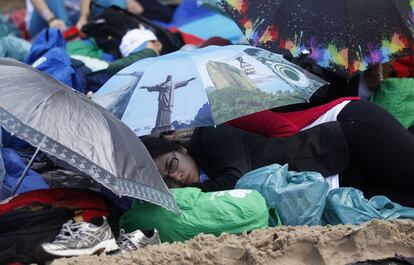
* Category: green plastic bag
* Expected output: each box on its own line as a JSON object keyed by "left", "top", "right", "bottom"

{"left": 120, "top": 187, "right": 276, "bottom": 242}
{"left": 370, "top": 78, "right": 414, "bottom": 128}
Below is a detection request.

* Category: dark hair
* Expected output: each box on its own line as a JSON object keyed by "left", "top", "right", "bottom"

{"left": 140, "top": 136, "right": 182, "bottom": 158}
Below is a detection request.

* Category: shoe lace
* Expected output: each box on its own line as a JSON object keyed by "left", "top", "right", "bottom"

{"left": 53, "top": 220, "right": 101, "bottom": 245}
{"left": 117, "top": 229, "right": 142, "bottom": 251}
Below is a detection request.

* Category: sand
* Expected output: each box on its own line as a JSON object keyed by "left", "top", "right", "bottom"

{"left": 51, "top": 219, "right": 414, "bottom": 265}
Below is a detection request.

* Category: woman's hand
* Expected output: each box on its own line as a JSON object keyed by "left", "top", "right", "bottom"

{"left": 162, "top": 128, "right": 194, "bottom": 141}
{"left": 75, "top": 15, "right": 88, "bottom": 31}
{"left": 48, "top": 18, "right": 67, "bottom": 32}
{"left": 146, "top": 40, "right": 163, "bottom": 55}
{"left": 127, "top": 0, "right": 144, "bottom": 16}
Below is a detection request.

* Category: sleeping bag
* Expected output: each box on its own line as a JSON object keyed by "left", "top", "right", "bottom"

{"left": 120, "top": 187, "right": 276, "bottom": 242}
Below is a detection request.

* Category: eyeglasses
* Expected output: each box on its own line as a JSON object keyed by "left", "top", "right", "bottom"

{"left": 166, "top": 151, "right": 179, "bottom": 178}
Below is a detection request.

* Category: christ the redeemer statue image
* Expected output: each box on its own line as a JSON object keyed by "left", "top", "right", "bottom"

{"left": 92, "top": 71, "right": 143, "bottom": 119}
{"left": 140, "top": 75, "right": 196, "bottom": 133}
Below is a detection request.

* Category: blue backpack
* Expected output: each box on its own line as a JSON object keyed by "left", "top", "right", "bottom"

{"left": 24, "top": 29, "right": 84, "bottom": 92}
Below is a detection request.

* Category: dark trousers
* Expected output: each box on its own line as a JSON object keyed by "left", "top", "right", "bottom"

{"left": 337, "top": 101, "right": 414, "bottom": 207}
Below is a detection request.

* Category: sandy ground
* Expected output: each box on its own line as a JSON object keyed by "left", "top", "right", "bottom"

{"left": 51, "top": 219, "right": 414, "bottom": 265}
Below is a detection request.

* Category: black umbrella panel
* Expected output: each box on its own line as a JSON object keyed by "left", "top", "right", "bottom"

{"left": 221, "top": 0, "right": 414, "bottom": 77}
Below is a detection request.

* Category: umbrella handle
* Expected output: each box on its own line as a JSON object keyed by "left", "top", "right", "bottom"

{"left": 12, "top": 136, "right": 47, "bottom": 195}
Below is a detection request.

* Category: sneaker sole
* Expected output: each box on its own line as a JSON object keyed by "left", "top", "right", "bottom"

{"left": 41, "top": 238, "right": 119, "bottom": 257}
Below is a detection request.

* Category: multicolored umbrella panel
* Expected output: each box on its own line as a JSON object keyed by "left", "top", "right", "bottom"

{"left": 93, "top": 45, "right": 327, "bottom": 136}
{"left": 221, "top": 0, "right": 414, "bottom": 77}
{"left": 0, "top": 59, "right": 179, "bottom": 213}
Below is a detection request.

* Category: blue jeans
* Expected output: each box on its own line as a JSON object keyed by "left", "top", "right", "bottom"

{"left": 91, "top": 0, "right": 127, "bottom": 16}
{"left": 28, "top": 0, "right": 127, "bottom": 37}
{"left": 29, "top": 0, "right": 73, "bottom": 37}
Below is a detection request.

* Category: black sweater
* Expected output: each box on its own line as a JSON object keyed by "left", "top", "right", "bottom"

{"left": 188, "top": 123, "right": 349, "bottom": 191}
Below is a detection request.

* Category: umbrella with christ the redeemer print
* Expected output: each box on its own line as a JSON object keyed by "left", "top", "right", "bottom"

{"left": 93, "top": 45, "right": 327, "bottom": 136}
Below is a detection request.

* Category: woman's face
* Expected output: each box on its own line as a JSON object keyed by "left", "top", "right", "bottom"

{"left": 154, "top": 150, "right": 200, "bottom": 187}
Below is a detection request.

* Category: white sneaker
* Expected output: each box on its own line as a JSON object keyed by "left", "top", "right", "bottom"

{"left": 40, "top": 217, "right": 118, "bottom": 257}
{"left": 116, "top": 228, "right": 160, "bottom": 254}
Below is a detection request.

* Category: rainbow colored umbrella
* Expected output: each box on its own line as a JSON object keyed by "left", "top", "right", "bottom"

{"left": 221, "top": 0, "right": 414, "bottom": 77}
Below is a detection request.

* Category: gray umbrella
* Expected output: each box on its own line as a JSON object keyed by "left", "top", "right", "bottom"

{"left": 0, "top": 58, "right": 179, "bottom": 213}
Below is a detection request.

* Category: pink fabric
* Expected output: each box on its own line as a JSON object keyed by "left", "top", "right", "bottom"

{"left": 0, "top": 188, "right": 108, "bottom": 222}
{"left": 226, "top": 97, "right": 360, "bottom": 137}
{"left": 198, "top": 36, "right": 231, "bottom": 48}
{"left": 391, "top": 55, "right": 414, "bottom": 78}
{"left": 225, "top": 109, "right": 298, "bottom": 137}
{"left": 10, "top": 9, "right": 30, "bottom": 40}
